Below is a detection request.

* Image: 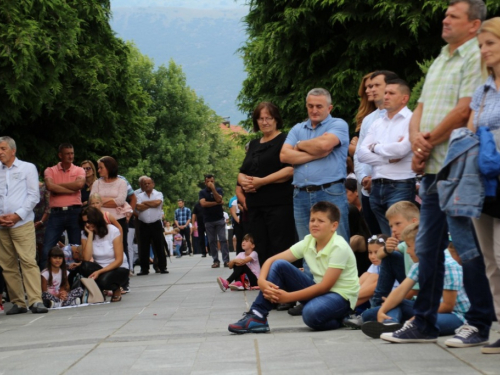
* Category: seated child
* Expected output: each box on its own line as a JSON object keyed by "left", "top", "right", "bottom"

{"left": 42, "top": 247, "right": 84, "bottom": 308}
{"left": 360, "top": 223, "right": 469, "bottom": 341}
{"left": 228, "top": 202, "right": 359, "bottom": 334}
{"left": 217, "top": 234, "right": 260, "bottom": 292}
{"left": 173, "top": 228, "right": 183, "bottom": 258}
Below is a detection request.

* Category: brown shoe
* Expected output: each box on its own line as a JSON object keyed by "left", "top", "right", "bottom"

{"left": 211, "top": 262, "right": 220, "bottom": 268}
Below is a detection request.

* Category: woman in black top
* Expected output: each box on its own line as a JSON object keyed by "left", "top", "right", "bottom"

{"left": 238, "top": 102, "right": 296, "bottom": 265}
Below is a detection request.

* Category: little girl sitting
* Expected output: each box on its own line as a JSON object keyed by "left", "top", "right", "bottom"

{"left": 217, "top": 234, "right": 260, "bottom": 292}
{"left": 42, "top": 247, "right": 84, "bottom": 308}
{"left": 173, "top": 228, "right": 183, "bottom": 258}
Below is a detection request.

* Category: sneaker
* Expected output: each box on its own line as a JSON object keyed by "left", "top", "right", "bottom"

{"left": 217, "top": 277, "right": 229, "bottom": 292}
{"left": 343, "top": 314, "right": 363, "bottom": 329}
{"left": 361, "top": 321, "right": 403, "bottom": 339}
{"left": 6, "top": 304, "right": 28, "bottom": 315}
{"left": 445, "top": 324, "right": 489, "bottom": 348}
{"left": 30, "top": 302, "right": 49, "bottom": 314}
{"left": 481, "top": 338, "right": 500, "bottom": 354}
{"left": 288, "top": 303, "right": 304, "bottom": 316}
{"left": 229, "top": 281, "right": 245, "bottom": 291}
{"left": 380, "top": 321, "right": 437, "bottom": 343}
{"left": 276, "top": 302, "right": 295, "bottom": 311}
{"left": 75, "top": 298, "right": 81, "bottom": 305}
{"left": 241, "top": 274, "right": 251, "bottom": 290}
{"left": 43, "top": 300, "right": 54, "bottom": 309}
{"left": 228, "top": 311, "right": 270, "bottom": 334}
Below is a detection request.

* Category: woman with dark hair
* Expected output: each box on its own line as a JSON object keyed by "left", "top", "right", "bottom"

{"left": 238, "top": 102, "right": 296, "bottom": 266}
{"left": 80, "top": 160, "right": 97, "bottom": 207}
{"left": 77, "top": 207, "right": 129, "bottom": 302}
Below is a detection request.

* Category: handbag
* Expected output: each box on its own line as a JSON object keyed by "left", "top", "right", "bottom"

{"left": 80, "top": 277, "right": 105, "bottom": 303}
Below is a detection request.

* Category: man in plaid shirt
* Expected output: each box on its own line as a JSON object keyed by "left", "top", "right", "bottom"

{"left": 175, "top": 199, "right": 192, "bottom": 256}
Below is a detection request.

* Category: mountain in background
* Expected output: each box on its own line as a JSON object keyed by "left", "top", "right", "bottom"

{"left": 110, "top": 0, "right": 249, "bottom": 124}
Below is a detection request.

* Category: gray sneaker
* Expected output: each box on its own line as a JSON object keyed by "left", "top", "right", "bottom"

{"left": 6, "top": 304, "right": 28, "bottom": 315}
{"left": 343, "top": 314, "right": 363, "bottom": 329}
{"left": 30, "top": 302, "right": 49, "bottom": 314}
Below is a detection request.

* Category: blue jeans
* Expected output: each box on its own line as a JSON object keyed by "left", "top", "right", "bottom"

{"left": 371, "top": 251, "right": 406, "bottom": 307}
{"left": 251, "top": 260, "right": 350, "bottom": 330}
{"left": 40, "top": 208, "right": 82, "bottom": 268}
{"left": 293, "top": 182, "right": 350, "bottom": 242}
{"left": 413, "top": 175, "right": 494, "bottom": 337}
{"left": 369, "top": 179, "right": 416, "bottom": 236}
{"left": 362, "top": 299, "right": 463, "bottom": 336}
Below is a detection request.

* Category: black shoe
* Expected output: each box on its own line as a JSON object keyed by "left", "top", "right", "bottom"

{"left": 201, "top": 254, "right": 207, "bottom": 257}
{"left": 277, "top": 302, "right": 296, "bottom": 311}
{"left": 137, "top": 272, "right": 149, "bottom": 276}
{"left": 223, "top": 262, "right": 229, "bottom": 268}
{"left": 160, "top": 269, "right": 169, "bottom": 274}
{"left": 30, "top": 302, "right": 49, "bottom": 314}
{"left": 288, "top": 303, "right": 304, "bottom": 316}
{"left": 6, "top": 304, "right": 28, "bottom": 315}
{"left": 361, "top": 321, "right": 403, "bottom": 339}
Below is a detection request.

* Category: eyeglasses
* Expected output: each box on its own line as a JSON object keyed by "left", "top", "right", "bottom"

{"left": 83, "top": 167, "right": 92, "bottom": 171}
{"left": 257, "top": 117, "right": 274, "bottom": 122}
{"left": 367, "top": 235, "right": 386, "bottom": 244}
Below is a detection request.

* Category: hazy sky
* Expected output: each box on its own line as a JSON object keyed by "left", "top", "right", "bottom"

{"left": 115, "top": 0, "right": 247, "bottom": 10}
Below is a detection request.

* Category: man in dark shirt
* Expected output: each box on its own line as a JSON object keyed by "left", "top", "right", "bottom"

{"left": 199, "top": 174, "right": 229, "bottom": 268}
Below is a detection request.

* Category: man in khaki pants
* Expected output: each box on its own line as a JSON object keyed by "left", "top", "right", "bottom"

{"left": 0, "top": 136, "right": 48, "bottom": 314}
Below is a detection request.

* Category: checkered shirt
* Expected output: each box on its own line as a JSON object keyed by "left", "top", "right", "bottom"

{"left": 175, "top": 207, "right": 191, "bottom": 225}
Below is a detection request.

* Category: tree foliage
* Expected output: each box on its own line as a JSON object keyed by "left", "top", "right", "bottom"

{"left": 0, "top": 0, "right": 150, "bottom": 170}
{"left": 238, "top": 0, "right": 500, "bottom": 132}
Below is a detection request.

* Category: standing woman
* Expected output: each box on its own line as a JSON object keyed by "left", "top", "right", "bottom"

{"left": 90, "top": 156, "right": 129, "bottom": 266}
{"left": 349, "top": 72, "right": 376, "bottom": 157}
{"left": 467, "top": 18, "right": 500, "bottom": 354}
{"left": 80, "top": 160, "right": 97, "bottom": 207}
{"left": 238, "top": 102, "right": 296, "bottom": 265}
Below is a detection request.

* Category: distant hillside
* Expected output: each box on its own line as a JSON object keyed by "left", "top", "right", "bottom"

{"left": 110, "top": 5, "right": 249, "bottom": 123}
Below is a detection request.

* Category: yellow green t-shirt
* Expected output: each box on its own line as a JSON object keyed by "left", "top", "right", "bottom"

{"left": 290, "top": 232, "right": 359, "bottom": 309}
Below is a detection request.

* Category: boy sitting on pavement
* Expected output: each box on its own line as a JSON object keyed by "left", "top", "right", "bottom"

{"left": 361, "top": 224, "right": 469, "bottom": 341}
{"left": 344, "top": 201, "right": 419, "bottom": 328}
{"left": 228, "top": 201, "right": 359, "bottom": 334}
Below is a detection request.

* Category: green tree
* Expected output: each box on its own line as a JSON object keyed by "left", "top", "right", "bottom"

{"left": 0, "top": 0, "right": 150, "bottom": 170}
{"left": 238, "top": 0, "right": 500, "bottom": 132}
{"left": 124, "top": 46, "right": 245, "bottom": 212}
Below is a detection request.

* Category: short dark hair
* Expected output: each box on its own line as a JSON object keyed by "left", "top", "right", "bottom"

{"left": 251, "top": 102, "right": 284, "bottom": 132}
{"left": 204, "top": 174, "right": 214, "bottom": 180}
{"left": 177, "top": 199, "right": 184, "bottom": 202}
{"left": 449, "top": 0, "right": 486, "bottom": 22}
{"left": 242, "top": 233, "right": 255, "bottom": 244}
{"left": 385, "top": 78, "right": 411, "bottom": 96}
{"left": 370, "top": 70, "right": 399, "bottom": 83}
{"left": 310, "top": 201, "right": 340, "bottom": 223}
{"left": 58, "top": 143, "right": 74, "bottom": 152}
{"left": 80, "top": 206, "right": 108, "bottom": 239}
{"left": 344, "top": 178, "right": 357, "bottom": 193}
{"left": 98, "top": 156, "right": 119, "bottom": 178}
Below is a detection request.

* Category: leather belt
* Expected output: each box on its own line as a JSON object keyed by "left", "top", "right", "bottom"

{"left": 51, "top": 205, "right": 82, "bottom": 212}
{"left": 297, "top": 179, "right": 345, "bottom": 193}
{"left": 372, "top": 178, "right": 415, "bottom": 185}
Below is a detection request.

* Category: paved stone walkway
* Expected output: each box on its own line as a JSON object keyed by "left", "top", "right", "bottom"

{"left": 0, "top": 254, "right": 498, "bottom": 374}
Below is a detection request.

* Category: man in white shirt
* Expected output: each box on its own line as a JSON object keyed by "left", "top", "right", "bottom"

{"left": 0, "top": 136, "right": 48, "bottom": 314}
{"left": 357, "top": 79, "right": 416, "bottom": 235}
{"left": 136, "top": 177, "right": 168, "bottom": 275}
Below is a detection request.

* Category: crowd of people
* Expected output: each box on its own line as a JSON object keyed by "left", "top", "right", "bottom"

{"left": 0, "top": 0, "right": 499, "bottom": 357}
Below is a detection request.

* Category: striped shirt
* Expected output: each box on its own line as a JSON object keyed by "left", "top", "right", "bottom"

{"left": 408, "top": 250, "right": 470, "bottom": 322}
{"left": 418, "top": 38, "right": 482, "bottom": 174}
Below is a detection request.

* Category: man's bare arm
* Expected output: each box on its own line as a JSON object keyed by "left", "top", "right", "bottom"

{"left": 428, "top": 97, "right": 472, "bottom": 145}
{"left": 296, "top": 133, "right": 340, "bottom": 157}
{"left": 280, "top": 144, "right": 317, "bottom": 165}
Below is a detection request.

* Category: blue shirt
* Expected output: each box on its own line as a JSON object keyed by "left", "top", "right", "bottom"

{"left": 285, "top": 114, "right": 349, "bottom": 187}
{"left": 471, "top": 75, "right": 500, "bottom": 130}
{"left": 0, "top": 158, "right": 40, "bottom": 228}
{"left": 174, "top": 207, "right": 192, "bottom": 225}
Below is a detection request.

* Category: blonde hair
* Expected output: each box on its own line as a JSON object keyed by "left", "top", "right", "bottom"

{"left": 385, "top": 201, "right": 420, "bottom": 221}
{"left": 478, "top": 17, "right": 500, "bottom": 79}
{"left": 401, "top": 222, "right": 419, "bottom": 243}
{"left": 89, "top": 193, "right": 103, "bottom": 203}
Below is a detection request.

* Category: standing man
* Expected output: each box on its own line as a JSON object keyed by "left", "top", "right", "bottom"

{"left": 0, "top": 136, "right": 48, "bottom": 314}
{"left": 41, "top": 143, "right": 85, "bottom": 268}
{"left": 136, "top": 178, "right": 168, "bottom": 275}
{"left": 280, "top": 88, "right": 350, "bottom": 242}
{"left": 174, "top": 199, "right": 192, "bottom": 256}
{"left": 383, "top": 0, "right": 495, "bottom": 347}
{"left": 192, "top": 201, "right": 207, "bottom": 257}
{"left": 199, "top": 174, "right": 229, "bottom": 268}
{"left": 357, "top": 79, "right": 416, "bottom": 235}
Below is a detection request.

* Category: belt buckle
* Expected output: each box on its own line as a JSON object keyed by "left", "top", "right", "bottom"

{"left": 62, "top": 206, "right": 69, "bottom": 211}
{"left": 305, "top": 186, "right": 314, "bottom": 193}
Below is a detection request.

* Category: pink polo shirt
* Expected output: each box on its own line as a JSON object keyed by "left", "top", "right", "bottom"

{"left": 44, "top": 163, "right": 85, "bottom": 208}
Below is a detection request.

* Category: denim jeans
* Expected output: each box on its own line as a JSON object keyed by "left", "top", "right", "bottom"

{"left": 369, "top": 179, "right": 416, "bottom": 236}
{"left": 371, "top": 251, "right": 406, "bottom": 307}
{"left": 413, "top": 174, "right": 494, "bottom": 337}
{"left": 205, "top": 218, "right": 229, "bottom": 264}
{"left": 362, "top": 299, "right": 463, "bottom": 336}
{"left": 293, "top": 182, "right": 350, "bottom": 242}
{"left": 251, "top": 260, "right": 350, "bottom": 331}
{"left": 40, "top": 208, "right": 82, "bottom": 268}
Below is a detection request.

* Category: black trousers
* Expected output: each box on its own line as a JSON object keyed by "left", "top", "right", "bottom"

{"left": 227, "top": 264, "right": 258, "bottom": 286}
{"left": 78, "top": 261, "right": 129, "bottom": 292}
{"left": 139, "top": 220, "right": 167, "bottom": 273}
{"left": 179, "top": 226, "right": 192, "bottom": 254}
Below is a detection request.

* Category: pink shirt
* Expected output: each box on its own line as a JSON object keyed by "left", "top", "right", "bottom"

{"left": 236, "top": 250, "right": 260, "bottom": 278}
{"left": 44, "top": 163, "right": 85, "bottom": 208}
{"left": 90, "top": 178, "right": 128, "bottom": 219}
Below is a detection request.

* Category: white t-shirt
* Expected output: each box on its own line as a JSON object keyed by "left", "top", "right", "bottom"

{"left": 82, "top": 225, "right": 128, "bottom": 269}
{"left": 41, "top": 269, "right": 69, "bottom": 295}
